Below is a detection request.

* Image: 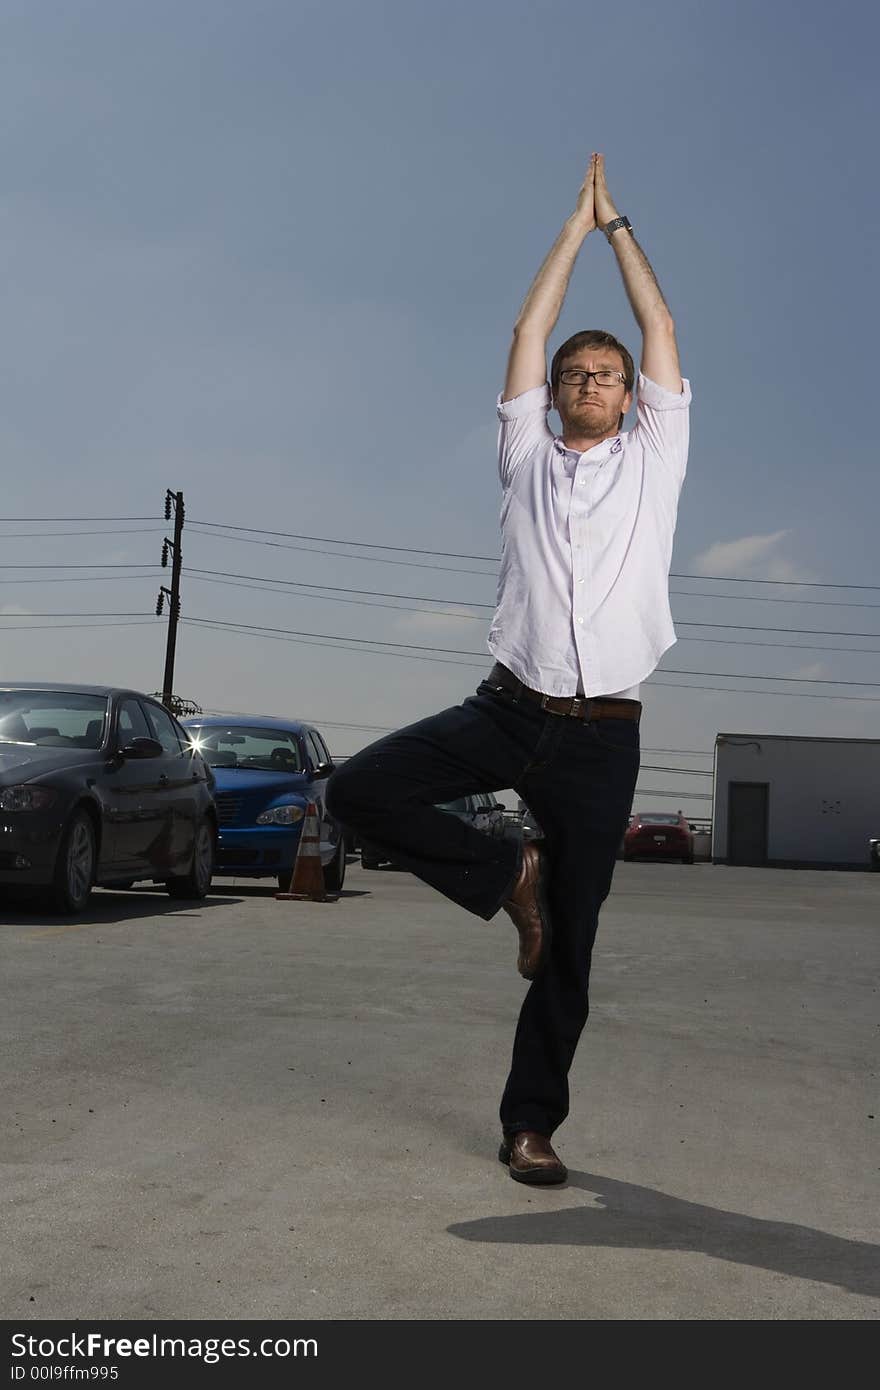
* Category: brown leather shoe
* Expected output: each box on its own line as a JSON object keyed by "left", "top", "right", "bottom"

{"left": 498, "top": 1131, "right": 568, "bottom": 1185}
{"left": 500, "top": 842, "right": 551, "bottom": 979}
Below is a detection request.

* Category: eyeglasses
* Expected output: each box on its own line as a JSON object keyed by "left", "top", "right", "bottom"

{"left": 559, "top": 369, "right": 626, "bottom": 388}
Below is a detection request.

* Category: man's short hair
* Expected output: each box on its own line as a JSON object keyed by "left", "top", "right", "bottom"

{"left": 550, "top": 330, "right": 635, "bottom": 397}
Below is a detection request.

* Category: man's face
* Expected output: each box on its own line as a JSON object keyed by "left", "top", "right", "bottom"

{"left": 553, "top": 349, "right": 633, "bottom": 441}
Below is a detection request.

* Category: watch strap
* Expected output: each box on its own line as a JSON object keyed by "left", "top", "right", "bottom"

{"left": 603, "top": 215, "right": 633, "bottom": 242}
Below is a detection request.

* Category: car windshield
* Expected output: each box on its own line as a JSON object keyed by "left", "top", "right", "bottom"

{"left": 436, "top": 797, "right": 471, "bottom": 813}
{"left": 0, "top": 690, "right": 108, "bottom": 748}
{"left": 637, "top": 814, "right": 681, "bottom": 825}
{"left": 186, "top": 725, "right": 303, "bottom": 772}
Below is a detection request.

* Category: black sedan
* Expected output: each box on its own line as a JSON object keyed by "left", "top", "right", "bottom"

{"left": 0, "top": 683, "right": 217, "bottom": 912}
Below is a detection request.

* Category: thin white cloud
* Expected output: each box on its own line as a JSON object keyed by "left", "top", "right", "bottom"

{"left": 393, "top": 608, "right": 490, "bottom": 634}
{"left": 785, "top": 661, "right": 831, "bottom": 681}
{"left": 690, "top": 530, "right": 817, "bottom": 582}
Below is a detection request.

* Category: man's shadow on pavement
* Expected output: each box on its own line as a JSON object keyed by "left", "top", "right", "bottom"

{"left": 448, "top": 1170, "right": 880, "bottom": 1299}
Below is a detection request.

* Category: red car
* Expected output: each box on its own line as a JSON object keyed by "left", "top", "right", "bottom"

{"left": 623, "top": 811, "right": 695, "bottom": 864}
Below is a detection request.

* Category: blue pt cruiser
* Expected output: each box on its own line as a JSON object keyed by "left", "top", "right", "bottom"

{"left": 182, "top": 715, "right": 345, "bottom": 892}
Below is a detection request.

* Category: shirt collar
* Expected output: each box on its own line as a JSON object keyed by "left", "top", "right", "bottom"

{"left": 553, "top": 433, "right": 624, "bottom": 461}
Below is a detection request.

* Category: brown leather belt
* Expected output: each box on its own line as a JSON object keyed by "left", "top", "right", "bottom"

{"left": 488, "top": 663, "right": 641, "bottom": 722}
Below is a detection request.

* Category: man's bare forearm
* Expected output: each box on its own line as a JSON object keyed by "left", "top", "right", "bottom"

{"left": 610, "top": 230, "right": 674, "bottom": 330}
{"left": 514, "top": 216, "right": 593, "bottom": 341}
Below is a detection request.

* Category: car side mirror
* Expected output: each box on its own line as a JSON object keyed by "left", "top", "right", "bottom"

{"left": 313, "top": 760, "right": 336, "bottom": 778}
{"left": 119, "top": 737, "right": 163, "bottom": 760}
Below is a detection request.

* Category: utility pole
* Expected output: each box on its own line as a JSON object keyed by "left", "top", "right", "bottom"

{"left": 157, "top": 490, "right": 184, "bottom": 711}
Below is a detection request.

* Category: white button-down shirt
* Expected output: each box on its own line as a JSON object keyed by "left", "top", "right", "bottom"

{"left": 489, "top": 372, "right": 692, "bottom": 698}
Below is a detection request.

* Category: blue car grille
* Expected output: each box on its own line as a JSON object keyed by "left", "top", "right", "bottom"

{"left": 216, "top": 848, "right": 283, "bottom": 867}
{"left": 214, "top": 793, "right": 245, "bottom": 826}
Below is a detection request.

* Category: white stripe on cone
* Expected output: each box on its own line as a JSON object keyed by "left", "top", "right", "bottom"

{"left": 276, "top": 799, "right": 327, "bottom": 901}
{"left": 298, "top": 804, "right": 321, "bottom": 854}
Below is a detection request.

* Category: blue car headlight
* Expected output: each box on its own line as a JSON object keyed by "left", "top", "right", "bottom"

{"left": 256, "top": 804, "right": 306, "bottom": 826}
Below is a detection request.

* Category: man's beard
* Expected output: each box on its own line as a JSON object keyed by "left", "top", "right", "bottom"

{"left": 564, "top": 399, "right": 617, "bottom": 439}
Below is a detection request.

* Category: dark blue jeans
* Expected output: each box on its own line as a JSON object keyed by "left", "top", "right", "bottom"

{"left": 325, "top": 674, "right": 640, "bottom": 1137}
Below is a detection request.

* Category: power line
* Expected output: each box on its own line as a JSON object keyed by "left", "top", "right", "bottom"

{"left": 0, "top": 574, "right": 160, "bottom": 585}
{"left": 187, "top": 528, "right": 499, "bottom": 577}
{"left": 0, "top": 527, "right": 166, "bottom": 538}
{"left": 185, "top": 579, "right": 880, "bottom": 650}
{"left": 185, "top": 572, "right": 487, "bottom": 620}
{"left": 184, "top": 566, "right": 493, "bottom": 609}
{"left": 188, "top": 519, "right": 499, "bottom": 562}
{"left": 188, "top": 527, "right": 880, "bottom": 600}
{"left": 187, "top": 519, "right": 879, "bottom": 590}
{"left": 678, "top": 620, "right": 880, "bottom": 639}
{"left": 182, "top": 615, "right": 880, "bottom": 684}
{"left": 179, "top": 619, "right": 487, "bottom": 669}
{"left": 180, "top": 614, "right": 880, "bottom": 690}
{"left": 5, "top": 561, "right": 876, "bottom": 618}
{"left": 184, "top": 621, "right": 880, "bottom": 700}
{"left": 185, "top": 566, "right": 880, "bottom": 635}
{"left": 0, "top": 516, "right": 161, "bottom": 522}
{"left": 0, "top": 564, "right": 161, "bottom": 571}
{"left": 679, "top": 636, "right": 880, "bottom": 655}
{"left": 671, "top": 589, "right": 880, "bottom": 610}
{"left": 0, "top": 619, "right": 158, "bottom": 632}
{"left": 660, "top": 666, "right": 880, "bottom": 687}
{"left": 184, "top": 616, "right": 487, "bottom": 658}
{"left": 184, "top": 565, "right": 880, "bottom": 641}
{"left": 0, "top": 617, "right": 147, "bottom": 622}
{"left": 647, "top": 679, "right": 880, "bottom": 703}
{"left": 672, "top": 574, "right": 880, "bottom": 591}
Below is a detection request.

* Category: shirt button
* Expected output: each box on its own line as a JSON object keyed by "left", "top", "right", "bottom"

{"left": 577, "top": 618, "right": 584, "bottom": 625}
{"left": 578, "top": 578, "right": 585, "bottom": 584}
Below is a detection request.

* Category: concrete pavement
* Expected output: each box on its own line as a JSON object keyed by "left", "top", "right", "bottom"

{"left": 1, "top": 861, "right": 878, "bottom": 1320}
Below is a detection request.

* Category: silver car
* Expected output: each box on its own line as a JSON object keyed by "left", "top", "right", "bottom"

{"left": 361, "top": 793, "right": 507, "bottom": 869}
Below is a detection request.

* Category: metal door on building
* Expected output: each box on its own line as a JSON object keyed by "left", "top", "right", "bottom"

{"left": 728, "top": 782, "right": 769, "bottom": 865}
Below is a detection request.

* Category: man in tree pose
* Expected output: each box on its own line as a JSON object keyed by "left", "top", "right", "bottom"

{"left": 327, "top": 154, "right": 690, "bottom": 1185}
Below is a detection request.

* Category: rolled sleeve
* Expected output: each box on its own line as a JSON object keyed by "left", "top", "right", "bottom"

{"left": 497, "top": 383, "right": 553, "bottom": 487}
{"left": 632, "top": 371, "right": 692, "bottom": 487}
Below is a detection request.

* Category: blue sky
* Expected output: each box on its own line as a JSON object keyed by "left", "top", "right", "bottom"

{"left": 1, "top": 0, "right": 877, "bottom": 814}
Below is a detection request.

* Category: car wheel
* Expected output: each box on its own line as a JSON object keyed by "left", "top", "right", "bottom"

{"left": 682, "top": 855, "right": 694, "bottom": 864}
{"left": 49, "top": 809, "right": 96, "bottom": 914}
{"left": 323, "top": 837, "right": 346, "bottom": 893}
{"left": 166, "top": 818, "right": 215, "bottom": 900}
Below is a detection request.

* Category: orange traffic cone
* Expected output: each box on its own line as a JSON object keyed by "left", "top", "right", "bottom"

{"left": 276, "top": 801, "right": 328, "bottom": 902}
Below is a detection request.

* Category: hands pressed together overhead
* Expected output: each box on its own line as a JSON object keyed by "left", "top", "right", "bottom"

{"left": 572, "top": 152, "right": 620, "bottom": 234}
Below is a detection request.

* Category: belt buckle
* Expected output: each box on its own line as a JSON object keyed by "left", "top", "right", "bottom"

{"left": 570, "top": 696, "right": 589, "bottom": 720}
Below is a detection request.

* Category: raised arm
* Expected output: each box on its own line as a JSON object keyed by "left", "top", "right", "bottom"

{"left": 502, "top": 159, "right": 597, "bottom": 402}
{"left": 593, "top": 154, "right": 682, "bottom": 393}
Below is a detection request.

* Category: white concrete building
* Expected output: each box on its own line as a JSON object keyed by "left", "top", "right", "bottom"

{"left": 712, "top": 733, "right": 880, "bottom": 869}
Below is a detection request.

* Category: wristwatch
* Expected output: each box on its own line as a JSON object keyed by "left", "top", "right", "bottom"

{"left": 603, "top": 215, "right": 633, "bottom": 242}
